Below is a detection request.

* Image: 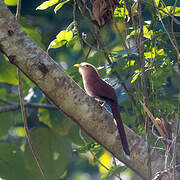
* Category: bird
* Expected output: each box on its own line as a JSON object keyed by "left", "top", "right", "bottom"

{"left": 74, "top": 62, "right": 130, "bottom": 157}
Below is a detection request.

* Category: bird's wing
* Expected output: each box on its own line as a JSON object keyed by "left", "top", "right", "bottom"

{"left": 93, "top": 79, "right": 117, "bottom": 103}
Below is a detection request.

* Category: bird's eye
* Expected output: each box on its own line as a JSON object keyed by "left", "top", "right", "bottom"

{"left": 85, "top": 65, "right": 90, "bottom": 68}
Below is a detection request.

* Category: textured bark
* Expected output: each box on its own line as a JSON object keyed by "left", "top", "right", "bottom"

{"left": 0, "top": 1, "right": 179, "bottom": 179}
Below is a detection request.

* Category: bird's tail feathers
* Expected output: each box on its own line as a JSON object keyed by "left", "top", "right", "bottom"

{"left": 110, "top": 102, "right": 130, "bottom": 157}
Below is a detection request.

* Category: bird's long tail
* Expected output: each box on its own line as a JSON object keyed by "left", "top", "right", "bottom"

{"left": 110, "top": 102, "right": 130, "bottom": 157}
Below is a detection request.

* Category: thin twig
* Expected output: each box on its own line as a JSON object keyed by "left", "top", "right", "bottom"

{"left": 73, "top": 0, "right": 86, "bottom": 56}
{"left": 17, "top": 70, "right": 49, "bottom": 180}
{"left": 84, "top": 47, "right": 92, "bottom": 62}
{"left": 15, "top": 1, "right": 49, "bottom": 179}
{"left": 169, "top": 0, "right": 180, "bottom": 179}
{"left": 125, "top": 0, "right": 139, "bottom": 49}
{"left": 15, "top": 0, "right": 21, "bottom": 22}
{"left": 0, "top": 98, "right": 15, "bottom": 105}
{"left": 0, "top": 102, "right": 57, "bottom": 113}
{"left": 140, "top": 101, "right": 166, "bottom": 138}
{"left": 152, "top": 164, "right": 180, "bottom": 180}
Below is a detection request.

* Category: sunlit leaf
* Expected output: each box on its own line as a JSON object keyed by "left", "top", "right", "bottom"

{"left": 36, "top": 0, "right": 59, "bottom": 10}
{"left": 127, "top": 25, "right": 153, "bottom": 39}
{"left": 98, "top": 151, "right": 112, "bottom": 174}
{"left": 154, "top": 0, "right": 160, "bottom": 7}
{"left": 15, "top": 127, "right": 26, "bottom": 137}
{"left": 48, "top": 30, "right": 73, "bottom": 50}
{"left": 48, "top": 39, "right": 66, "bottom": 50}
{"left": 4, "top": 0, "right": 17, "bottom": 6}
{"left": 124, "top": 60, "right": 135, "bottom": 68}
{"left": 114, "top": 7, "right": 128, "bottom": 18}
{"left": 56, "top": 30, "right": 73, "bottom": 41}
{"left": 0, "top": 56, "right": 18, "bottom": 85}
{"left": 76, "top": 142, "right": 101, "bottom": 153}
{"left": 112, "top": 20, "right": 126, "bottom": 33}
{"left": 88, "top": 147, "right": 104, "bottom": 166}
{"left": 131, "top": 70, "right": 140, "bottom": 83}
{"left": 161, "top": 6, "right": 180, "bottom": 17}
{"left": 54, "top": 0, "right": 71, "bottom": 13}
{"left": 144, "top": 48, "right": 165, "bottom": 59}
{"left": 106, "top": 68, "right": 112, "bottom": 74}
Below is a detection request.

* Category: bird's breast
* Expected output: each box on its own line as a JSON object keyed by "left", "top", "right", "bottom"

{"left": 82, "top": 77, "right": 97, "bottom": 97}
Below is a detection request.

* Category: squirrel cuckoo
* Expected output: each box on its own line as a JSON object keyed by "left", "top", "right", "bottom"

{"left": 74, "top": 62, "right": 130, "bottom": 157}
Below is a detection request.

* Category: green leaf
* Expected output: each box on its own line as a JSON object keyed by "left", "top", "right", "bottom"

{"left": 38, "top": 108, "right": 52, "bottom": 128}
{"left": 21, "top": 17, "right": 45, "bottom": 50}
{"left": 127, "top": 25, "right": 153, "bottom": 39}
{"left": 49, "top": 110, "right": 72, "bottom": 136}
{"left": 76, "top": 142, "right": 101, "bottom": 153}
{"left": 56, "top": 30, "right": 73, "bottom": 41}
{"left": 24, "top": 127, "right": 72, "bottom": 180}
{"left": 143, "top": 26, "right": 154, "bottom": 39}
{"left": 68, "top": 124, "right": 85, "bottom": 145}
{"left": 0, "top": 56, "right": 18, "bottom": 85}
{"left": 154, "top": 0, "right": 160, "bottom": 7}
{"left": 114, "top": 7, "right": 128, "bottom": 18}
{"left": 131, "top": 70, "right": 140, "bottom": 83}
{"left": 0, "top": 144, "right": 39, "bottom": 180}
{"left": 0, "top": 112, "right": 16, "bottom": 137}
{"left": 124, "top": 60, "right": 135, "bottom": 68}
{"left": 54, "top": 0, "right": 71, "bottom": 13}
{"left": 48, "top": 39, "right": 66, "bottom": 50}
{"left": 66, "top": 36, "right": 78, "bottom": 48}
{"left": 144, "top": 48, "right": 165, "bottom": 59}
{"left": 0, "top": 53, "right": 35, "bottom": 93}
{"left": 161, "top": 6, "right": 180, "bottom": 17}
{"left": 101, "top": 165, "right": 127, "bottom": 178}
{"left": 4, "top": 0, "right": 17, "bottom": 6}
{"left": 36, "top": 0, "right": 59, "bottom": 10}
{"left": 48, "top": 30, "right": 73, "bottom": 50}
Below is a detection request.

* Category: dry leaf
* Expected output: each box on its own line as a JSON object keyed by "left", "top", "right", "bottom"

{"left": 92, "top": 0, "right": 119, "bottom": 27}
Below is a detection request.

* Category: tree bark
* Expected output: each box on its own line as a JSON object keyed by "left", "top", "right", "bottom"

{"left": 0, "top": 1, "right": 179, "bottom": 179}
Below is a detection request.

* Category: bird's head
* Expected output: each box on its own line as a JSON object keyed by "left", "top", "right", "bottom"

{"left": 74, "top": 62, "right": 99, "bottom": 77}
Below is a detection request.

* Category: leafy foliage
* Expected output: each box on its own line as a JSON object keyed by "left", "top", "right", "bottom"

{"left": 1, "top": 0, "right": 180, "bottom": 179}
{"left": 24, "top": 127, "right": 72, "bottom": 180}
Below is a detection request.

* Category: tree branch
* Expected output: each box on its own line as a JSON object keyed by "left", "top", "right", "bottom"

{"left": 0, "top": 102, "right": 57, "bottom": 112}
{"left": 0, "top": 97, "right": 15, "bottom": 105}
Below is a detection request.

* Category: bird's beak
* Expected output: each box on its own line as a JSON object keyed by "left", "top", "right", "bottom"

{"left": 74, "top": 64, "right": 80, "bottom": 68}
